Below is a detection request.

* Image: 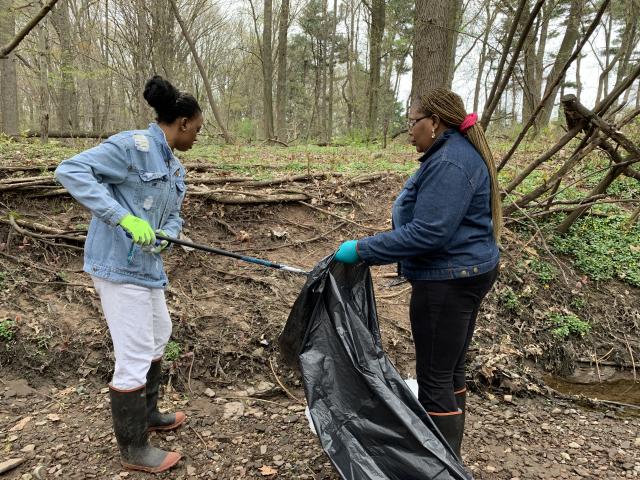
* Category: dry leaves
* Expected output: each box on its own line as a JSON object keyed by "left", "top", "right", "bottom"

{"left": 259, "top": 465, "right": 277, "bottom": 476}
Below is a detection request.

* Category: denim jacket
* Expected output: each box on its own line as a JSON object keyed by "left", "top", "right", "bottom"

{"left": 357, "top": 129, "right": 499, "bottom": 280}
{"left": 55, "top": 123, "right": 186, "bottom": 288}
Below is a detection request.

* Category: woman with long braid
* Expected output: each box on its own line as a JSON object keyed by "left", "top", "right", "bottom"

{"left": 333, "top": 88, "right": 501, "bottom": 461}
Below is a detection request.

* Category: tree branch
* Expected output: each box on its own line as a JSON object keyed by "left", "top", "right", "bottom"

{"left": 0, "top": 0, "right": 61, "bottom": 59}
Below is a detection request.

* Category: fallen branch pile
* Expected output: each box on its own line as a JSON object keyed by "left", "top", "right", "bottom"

{"left": 0, "top": 170, "right": 395, "bottom": 247}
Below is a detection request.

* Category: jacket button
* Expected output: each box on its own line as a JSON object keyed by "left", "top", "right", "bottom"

{"left": 461, "top": 270, "right": 468, "bottom": 276}
{"left": 473, "top": 267, "right": 478, "bottom": 273}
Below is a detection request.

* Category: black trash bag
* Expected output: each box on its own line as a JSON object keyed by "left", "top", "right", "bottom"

{"left": 279, "top": 256, "right": 473, "bottom": 480}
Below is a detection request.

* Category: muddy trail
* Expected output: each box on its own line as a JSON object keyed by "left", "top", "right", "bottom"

{"left": 0, "top": 161, "right": 639, "bottom": 479}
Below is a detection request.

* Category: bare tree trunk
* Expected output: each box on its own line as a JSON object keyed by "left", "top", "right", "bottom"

{"left": 597, "top": 12, "right": 613, "bottom": 104}
{"left": 498, "top": 0, "right": 608, "bottom": 171}
{"left": 576, "top": 52, "right": 583, "bottom": 102}
{"left": 366, "top": 0, "right": 385, "bottom": 139}
{"left": 318, "top": 0, "right": 328, "bottom": 142}
{"left": 153, "top": 0, "right": 177, "bottom": 78}
{"left": 473, "top": 2, "right": 495, "bottom": 113}
{"left": 534, "top": 1, "right": 552, "bottom": 101}
{"left": 412, "top": 0, "right": 461, "bottom": 98}
{"left": 262, "top": 0, "right": 274, "bottom": 139}
{"left": 275, "top": 0, "right": 290, "bottom": 140}
{"left": 0, "top": 0, "right": 19, "bottom": 135}
{"left": 521, "top": 1, "right": 540, "bottom": 125}
{"left": 344, "top": 0, "right": 357, "bottom": 132}
{"left": 51, "top": 1, "right": 78, "bottom": 131}
{"left": 538, "top": 0, "right": 584, "bottom": 127}
{"left": 38, "top": 7, "right": 50, "bottom": 142}
{"left": 169, "top": 0, "right": 233, "bottom": 144}
{"left": 327, "top": 0, "right": 338, "bottom": 142}
{"left": 481, "top": 0, "right": 543, "bottom": 129}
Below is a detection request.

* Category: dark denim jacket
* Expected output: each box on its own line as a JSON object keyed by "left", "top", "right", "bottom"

{"left": 357, "top": 129, "right": 499, "bottom": 280}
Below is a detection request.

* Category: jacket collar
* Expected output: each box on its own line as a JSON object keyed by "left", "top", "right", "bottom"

{"left": 418, "top": 128, "right": 457, "bottom": 163}
{"left": 148, "top": 122, "right": 174, "bottom": 161}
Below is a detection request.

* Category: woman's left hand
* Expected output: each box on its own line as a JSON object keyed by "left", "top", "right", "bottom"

{"left": 334, "top": 240, "right": 360, "bottom": 264}
{"left": 144, "top": 230, "right": 170, "bottom": 254}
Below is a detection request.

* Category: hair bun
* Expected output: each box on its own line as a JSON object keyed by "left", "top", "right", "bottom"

{"left": 143, "top": 75, "right": 179, "bottom": 111}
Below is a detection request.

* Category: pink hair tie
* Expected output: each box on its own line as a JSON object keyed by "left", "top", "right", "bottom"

{"left": 459, "top": 113, "right": 478, "bottom": 134}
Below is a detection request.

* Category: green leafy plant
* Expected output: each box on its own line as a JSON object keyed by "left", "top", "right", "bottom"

{"left": 164, "top": 341, "right": 181, "bottom": 361}
{"left": 570, "top": 296, "right": 587, "bottom": 310}
{"left": 553, "top": 215, "right": 640, "bottom": 287}
{"left": 549, "top": 313, "right": 591, "bottom": 338}
{"left": 499, "top": 286, "right": 522, "bottom": 313}
{"left": 0, "top": 319, "right": 16, "bottom": 341}
{"left": 529, "top": 258, "right": 557, "bottom": 283}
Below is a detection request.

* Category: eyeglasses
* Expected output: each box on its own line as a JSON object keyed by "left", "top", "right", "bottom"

{"left": 407, "top": 116, "right": 429, "bottom": 130}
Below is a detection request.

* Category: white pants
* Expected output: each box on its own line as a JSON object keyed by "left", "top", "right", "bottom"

{"left": 92, "top": 276, "right": 172, "bottom": 390}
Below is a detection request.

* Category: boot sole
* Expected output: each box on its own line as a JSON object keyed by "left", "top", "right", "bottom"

{"left": 148, "top": 411, "right": 187, "bottom": 432}
{"left": 122, "top": 452, "right": 181, "bottom": 473}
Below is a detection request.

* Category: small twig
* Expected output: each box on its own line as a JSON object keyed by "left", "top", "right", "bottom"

{"left": 216, "top": 395, "right": 286, "bottom": 406}
{"left": 19, "top": 279, "right": 91, "bottom": 287}
{"left": 593, "top": 349, "right": 602, "bottom": 383}
{"left": 299, "top": 201, "right": 384, "bottom": 232}
{"left": 623, "top": 334, "right": 637, "bottom": 382}
{"left": 214, "top": 355, "right": 226, "bottom": 379}
{"left": 187, "top": 350, "right": 195, "bottom": 395}
{"left": 548, "top": 387, "right": 640, "bottom": 411}
{"left": 305, "top": 463, "right": 319, "bottom": 479}
{"left": 188, "top": 424, "right": 208, "bottom": 451}
{"left": 377, "top": 285, "right": 411, "bottom": 299}
{"left": 0, "top": 250, "right": 62, "bottom": 276}
{"left": 268, "top": 357, "right": 303, "bottom": 404}
{"left": 502, "top": 192, "right": 573, "bottom": 287}
{"left": 233, "top": 222, "right": 347, "bottom": 253}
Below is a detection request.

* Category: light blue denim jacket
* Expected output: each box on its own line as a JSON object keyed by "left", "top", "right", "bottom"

{"left": 357, "top": 129, "right": 499, "bottom": 280}
{"left": 54, "top": 123, "right": 186, "bottom": 288}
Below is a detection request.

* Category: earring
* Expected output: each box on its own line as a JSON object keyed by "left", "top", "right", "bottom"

{"left": 431, "top": 130, "right": 436, "bottom": 139}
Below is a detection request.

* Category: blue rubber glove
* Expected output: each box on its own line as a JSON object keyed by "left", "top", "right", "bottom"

{"left": 334, "top": 240, "right": 360, "bottom": 264}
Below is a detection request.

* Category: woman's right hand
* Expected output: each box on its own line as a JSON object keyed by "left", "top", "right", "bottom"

{"left": 119, "top": 214, "right": 156, "bottom": 245}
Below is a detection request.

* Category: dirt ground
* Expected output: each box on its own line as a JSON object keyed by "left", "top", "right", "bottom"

{"left": 0, "top": 161, "right": 639, "bottom": 479}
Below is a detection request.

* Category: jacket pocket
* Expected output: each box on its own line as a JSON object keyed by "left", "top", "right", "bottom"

{"left": 176, "top": 180, "right": 186, "bottom": 202}
{"left": 135, "top": 170, "right": 168, "bottom": 211}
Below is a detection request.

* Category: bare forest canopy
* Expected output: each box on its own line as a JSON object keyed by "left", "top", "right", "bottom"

{"left": 0, "top": 0, "right": 638, "bottom": 144}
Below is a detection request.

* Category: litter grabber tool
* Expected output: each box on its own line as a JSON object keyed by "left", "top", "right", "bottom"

{"left": 126, "top": 229, "right": 310, "bottom": 276}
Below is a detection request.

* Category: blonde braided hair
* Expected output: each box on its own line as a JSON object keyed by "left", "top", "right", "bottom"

{"left": 418, "top": 87, "right": 503, "bottom": 241}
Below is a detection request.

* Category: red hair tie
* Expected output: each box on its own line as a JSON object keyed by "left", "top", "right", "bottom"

{"left": 459, "top": 113, "right": 477, "bottom": 134}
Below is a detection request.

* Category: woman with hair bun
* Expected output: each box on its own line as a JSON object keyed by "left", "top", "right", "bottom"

{"left": 55, "top": 75, "right": 203, "bottom": 473}
{"left": 333, "top": 88, "right": 501, "bottom": 462}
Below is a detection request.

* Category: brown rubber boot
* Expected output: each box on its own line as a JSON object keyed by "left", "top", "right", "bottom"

{"left": 110, "top": 385, "right": 181, "bottom": 473}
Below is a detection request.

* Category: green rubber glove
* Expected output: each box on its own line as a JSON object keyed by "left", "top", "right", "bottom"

{"left": 119, "top": 214, "right": 156, "bottom": 246}
{"left": 335, "top": 240, "right": 360, "bottom": 264}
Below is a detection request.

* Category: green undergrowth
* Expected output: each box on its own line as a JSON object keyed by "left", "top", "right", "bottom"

{"left": 553, "top": 215, "right": 640, "bottom": 287}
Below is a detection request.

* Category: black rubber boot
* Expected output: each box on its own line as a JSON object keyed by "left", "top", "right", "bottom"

{"left": 455, "top": 389, "right": 467, "bottom": 458}
{"left": 429, "top": 413, "right": 464, "bottom": 461}
{"left": 146, "top": 359, "right": 186, "bottom": 431}
{"left": 110, "top": 386, "right": 181, "bottom": 473}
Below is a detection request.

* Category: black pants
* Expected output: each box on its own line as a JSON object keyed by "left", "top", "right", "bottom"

{"left": 409, "top": 267, "right": 498, "bottom": 414}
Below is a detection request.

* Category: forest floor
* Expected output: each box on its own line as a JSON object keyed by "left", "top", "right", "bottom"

{"left": 0, "top": 138, "right": 639, "bottom": 479}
